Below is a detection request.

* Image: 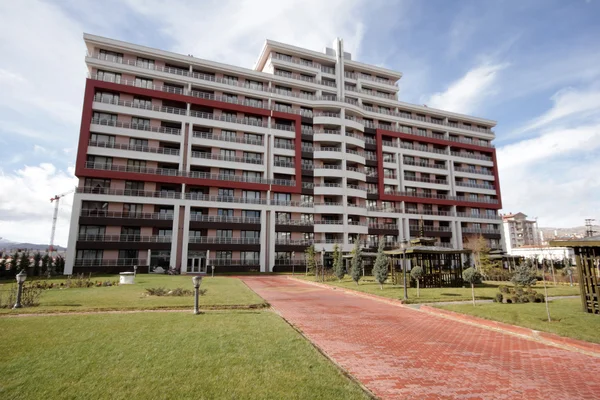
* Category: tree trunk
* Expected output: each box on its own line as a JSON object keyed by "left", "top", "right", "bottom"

{"left": 417, "top": 280, "right": 420, "bottom": 297}
{"left": 471, "top": 283, "right": 475, "bottom": 306}
{"left": 379, "top": 282, "right": 383, "bottom": 290}
{"left": 542, "top": 270, "right": 551, "bottom": 322}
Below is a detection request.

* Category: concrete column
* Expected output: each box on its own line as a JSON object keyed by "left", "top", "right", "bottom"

{"left": 169, "top": 205, "right": 180, "bottom": 269}
{"left": 64, "top": 194, "right": 82, "bottom": 275}
{"left": 180, "top": 204, "right": 191, "bottom": 273}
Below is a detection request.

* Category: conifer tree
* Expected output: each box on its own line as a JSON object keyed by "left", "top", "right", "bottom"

{"left": 350, "top": 240, "right": 363, "bottom": 285}
{"left": 372, "top": 240, "right": 389, "bottom": 289}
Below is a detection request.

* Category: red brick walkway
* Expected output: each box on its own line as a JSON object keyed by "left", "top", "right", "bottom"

{"left": 242, "top": 276, "right": 600, "bottom": 400}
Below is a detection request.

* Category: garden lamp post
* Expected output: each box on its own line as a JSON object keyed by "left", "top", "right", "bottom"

{"left": 291, "top": 251, "right": 295, "bottom": 275}
{"left": 401, "top": 239, "right": 408, "bottom": 301}
{"left": 13, "top": 269, "right": 27, "bottom": 309}
{"left": 192, "top": 276, "right": 202, "bottom": 315}
{"left": 133, "top": 265, "right": 137, "bottom": 277}
{"left": 211, "top": 265, "right": 215, "bottom": 278}
{"left": 567, "top": 267, "right": 573, "bottom": 287}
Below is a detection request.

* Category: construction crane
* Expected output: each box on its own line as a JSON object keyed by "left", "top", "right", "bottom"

{"left": 49, "top": 189, "right": 75, "bottom": 255}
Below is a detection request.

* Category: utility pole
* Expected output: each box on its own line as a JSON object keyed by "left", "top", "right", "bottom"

{"left": 584, "top": 219, "right": 596, "bottom": 238}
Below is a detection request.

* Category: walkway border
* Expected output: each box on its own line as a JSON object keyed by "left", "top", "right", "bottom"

{"left": 289, "top": 277, "right": 600, "bottom": 358}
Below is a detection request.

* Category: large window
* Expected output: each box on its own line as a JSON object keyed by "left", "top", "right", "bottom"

{"left": 241, "top": 231, "right": 260, "bottom": 238}
{"left": 93, "top": 112, "right": 117, "bottom": 123}
{"left": 133, "top": 97, "right": 152, "bottom": 109}
{"left": 273, "top": 193, "right": 291, "bottom": 202}
{"left": 79, "top": 226, "right": 105, "bottom": 236}
{"left": 99, "top": 49, "right": 123, "bottom": 62}
{"left": 242, "top": 190, "right": 261, "bottom": 200}
{"left": 95, "top": 91, "right": 119, "bottom": 104}
{"left": 76, "top": 249, "right": 103, "bottom": 260}
{"left": 218, "top": 188, "right": 234, "bottom": 197}
{"left": 123, "top": 203, "right": 143, "bottom": 215}
{"left": 132, "top": 117, "right": 150, "bottom": 127}
{"left": 125, "top": 181, "right": 145, "bottom": 191}
{"left": 242, "top": 210, "right": 260, "bottom": 218}
{"left": 218, "top": 209, "right": 234, "bottom": 216}
{"left": 90, "top": 133, "right": 115, "bottom": 145}
{"left": 220, "top": 149, "right": 236, "bottom": 158}
{"left": 136, "top": 57, "right": 155, "bottom": 69}
{"left": 96, "top": 69, "right": 121, "bottom": 83}
{"left": 276, "top": 232, "right": 291, "bottom": 240}
{"left": 130, "top": 138, "right": 148, "bottom": 147}
{"left": 216, "top": 230, "right": 233, "bottom": 238}
{"left": 276, "top": 212, "right": 291, "bottom": 221}
{"left": 216, "top": 251, "right": 232, "bottom": 260}
{"left": 241, "top": 252, "right": 259, "bottom": 262}
{"left": 127, "top": 159, "right": 146, "bottom": 171}
{"left": 135, "top": 76, "right": 153, "bottom": 89}
{"left": 87, "top": 155, "right": 112, "bottom": 167}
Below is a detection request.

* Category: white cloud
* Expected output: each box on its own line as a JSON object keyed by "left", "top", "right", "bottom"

{"left": 0, "top": 164, "right": 77, "bottom": 246}
{"left": 498, "top": 86, "right": 600, "bottom": 227}
{"left": 424, "top": 62, "right": 509, "bottom": 114}
{"left": 123, "top": 0, "right": 369, "bottom": 68}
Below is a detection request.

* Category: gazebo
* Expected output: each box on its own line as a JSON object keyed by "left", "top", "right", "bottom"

{"left": 488, "top": 249, "right": 522, "bottom": 272}
{"left": 384, "top": 237, "right": 471, "bottom": 288}
{"left": 550, "top": 236, "right": 600, "bottom": 314}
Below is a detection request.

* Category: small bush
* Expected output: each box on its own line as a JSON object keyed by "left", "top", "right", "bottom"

{"left": 505, "top": 296, "right": 513, "bottom": 304}
{"left": 527, "top": 294, "right": 537, "bottom": 303}
{"left": 494, "top": 293, "right": 503, "bottom": 303}
{"left": 0, "top": 284, "right": 43, "bottom": 308}
{"left": 535, "top": 293, "right": 545, "bottom": 303}
{"left": 510, "top": 295, "right": 520, "bottom": 304}
{"left": 499, "top": 285, "right": 510, "bottom": 294}
{"left": 146, "top": 287, "right": 168, "bottom": 296}
{"left": 146, "top": 287, "right": 205, "bottom": 297}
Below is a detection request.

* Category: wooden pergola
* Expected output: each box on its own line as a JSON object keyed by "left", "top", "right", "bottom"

{"left": 384, "top": 237, "right": 471, "bottom": 288}
{"left": 550, "top": 236, "right": 600, "bottom": 314}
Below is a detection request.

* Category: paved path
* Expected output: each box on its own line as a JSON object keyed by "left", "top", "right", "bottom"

{"left": 242, "top": 276, "right": 600, "bottom": 400}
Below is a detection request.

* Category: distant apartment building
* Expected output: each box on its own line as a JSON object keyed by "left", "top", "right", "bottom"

{"left": 64, "top": 34, "right": 502, "bottom": 275}
{"left": 502, "top": 212, "right": 540, "bottom": 253}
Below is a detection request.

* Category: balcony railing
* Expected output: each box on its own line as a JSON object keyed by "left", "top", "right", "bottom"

{"left": 77, "top": 234, "right": 172, "bottom": 242}
{"left": 315, "top": 165, "right": 342, "bottom": 170}
{"left": 76, "top": 186, "right": 182, "bottom": 199}
{"left": 453, "top": 167, "right": 494, "bottom": 176}
{"left": 409, "top": 225, "right": 451, "bottom": 232}
{"left": 88, "top": 140, "right": 180, "bottom": 156}
{"left": 93, "top": 95, "right": 187, "bottom": 116}
{"left": 80, "top": 210, "right": 174, "bottom": 220}
{"left": 405, "top": 209, "right": 454, "bottom": 216}
{"left": 275, "top": 219, "right": 314, "bottom": 226}
{"left": 314, "top": 112, "right": 341, "bottom": 118}
{"left": 73, "top": 258, "right": 147, "bottom": 267}
{"left": 450, "top": 151, "right": 493, "bottom": 161}
{"left": 455, "top": 182, "right": 495, "bottom": 190}
{"left": 404, "top": 176, "right": 448, "bottom": 185}
{"left": 313, "top": 129, "right": 341, "bottom": 135}
{"left": 274, "top": 259, "right": 307, "bottom": 266}
{"left": 314, "top": 220, "right": 343, "bottom": 225}
{"left": 275, "top": 239, "right": 314, "bottom": 245}
{"left": 190, "top": 151, "right": 264, "bottom": 165}
{"left": 462, "top": 227, "right": 501, "bottom": 234}
{"left": 184, "top": 193, "right": 268, "bottom": 205}
{"left": 189, "top": 237, "right": 260, "bottom": 244}
{"left": 274, "top": 142, "right": 295, "bottom": 150}
{"left": 403, "top": 160, "right": 447, "bottom": 170}
{"left": 369, "top": 223, "right": 398, "bottom": 230}
{"left": 208, "top": 258, "right": 260, "bottom": 266}
{"left": 91, "top": 118, "right": 181, "bottom": 136}
{"left": 456, "top": 212, "right": 502, "bottom": 220}
{"left": 314, "top": 183, "right": 342, "bottom": 188}
{"left": 192, "top": 131, "right": 264, "bottom": 146}
{"left": 189, "top": 215, "right": 261, "bottom": 224}
{"left": 189, "top": 110, "right": 269, "bottom": 129}
{"left": 274, "top": 160, "right": 295, "bottom": 168}
{"left": 85, "top": 161, "right": 183, "bottom": 177}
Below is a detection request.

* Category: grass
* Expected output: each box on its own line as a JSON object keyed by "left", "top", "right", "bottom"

{"left": 437, "top": 298, "right": 600, "bottom": 344}
{"left": 0, "top": 312, "right": 369, "bottom": 400}
{"left": 295, "top": 275, "right": 580, "bottom": 304}
{"left": 0, "top": 275, "right": 266, "bottom": 314}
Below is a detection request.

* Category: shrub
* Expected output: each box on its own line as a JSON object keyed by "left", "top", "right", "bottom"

{"left": 146, "top": 287, "right": 204, "bottom": 297}
{"left": 510, "top": 295, "right": 519, "bottom": 304}
{"left": 535, "top": 293, "right": 545, "bottom": 303}
{"left": 146, "top": 287, "right": 168, "bottom": 296}
{"left": 527, "top": 294, "right": 537, "bottom": 303}
{"left": 494, "top": 293, "right": 503, "bottom": 303}
{"left": 499, "top": 285, "right": 510, "bottom": 294}
{"left": 0, "top": 283, "right": 43, "bottom": 308}
{"left": 511, "top": 264, "right": 537, "bottom": 287}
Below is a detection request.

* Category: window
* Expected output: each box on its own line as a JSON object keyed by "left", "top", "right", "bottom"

{"left": 243, "top": 210, "right": 260, "bottom": 218}
{"left": 223, "top": 93, "right": 237, "bottom": 103}
{"left": 247, "top": 115, "right": 263, "bottom": 125}
{"left": 95, "top": 91, "right": 119, "bottom": 104}
{"left": 276, "top": 212, "right": 291, "bottom": 221}
{"left": 303, "top": 232, "right": 314, "bottom": 240}
{"left": 220, "top": 130, "right": 237, "bottom": 141}
{"left": 275, "top": 138, "right": 293, "bottom": 148}
{"left": 133, "top": 97, "right": 152, "bottom": 109}
{"left": 242, "top": 190, "right": 261, "bottom": 200}
{"left": 87, "top": 155, "right": 112, "bottom": 167}
{"left": 129, "top": 138, "right": 148, "bottom": 147}
{"left": 276, "top": 252, "right": 292, "bottom": 260}
{"left": 275, "top": 85, "right": 292, "bottom": 95}
{"left": 137, "top": 57, "right": 155, "bottom": 69}
{"left": 241, "top": 251, "right": 259, "bottom": 262}
{"left": 96, "top": 70, "right": 121, "bottom": 83}
{"left": 84, "top": 178, "right": 110, "bottom": 191}
{"left": 132, "top": 117, "right": 150, "bottom": 127}
{"left": 470, "top": 193, "right": 478, "bottom": 200}
{"left": 277, "top": 232, "right": 291, "bottom": 240}
{"left": 92, "top": 112, "right": 117, "bottom": 123}
{"left": 99, "top": 49, "right": 123, "bottom": 62}
{"left": 217, "top": 230, "right": 232, "bottom": 238}
{"left": 273, "top": 193, "right": 291, "bottom": 202}
{"left": 223, "top": 75, "right": 238, "bottom": 84}
{"left": 218, "top": 188, "right": 234, "bottom": 197}
{"left": 90, "top": 133, "right": 114, "bottom": 145}
{"left": 242, "top": 171, "right": 262, "bottom": 181}
{"left": 76, "top": 249, "right": 103, "bottom": 260}
{"left": 125, "top": 181, "right": 145, "bottom": 192}
{"left": 218, "top": 209, "right": 234, "bottom": 216}
{"left": 301, "top": 195, "right": 313, "bottom": 204}
{"left": 243, "top": 152, "right": 262, "bottom": 163}
{"left": 241, "top": 231, "right": 260, "bottom": 239}
{"left": 301, "top": 213, "right": 313, "bottom": 222}
{"left": 158, "top": 230, "right": 172, "bottom": 238}
{"left": 79, "top": 226, "right": 105, "bottom": 236}
{"left": 82, "top": 201, "right": 108, "bottom": 212}
{"left": 189, "top": 230, "right": 203, "bottom": 238}
{"left": 135, "top": 76, "right": 153, "bottom": 89}
{"left": 220, "top": 149, "right": 236, "bottom": 159}
{"left": 127, "top": 159, "right": 146, "bottom": 171}
{"left": 158, "top": 207, "right": 173, "bottom": 217}
{"left": 216, "top": 251, "right": 232, "bottom": 260}
{"left": 220, "top": 169, "right": 235, "bottom": 178}
{"left": 123, "top": 203, "right": 143, "bottom": 215}
{"left": 245, "top": 80, "right": 263, "bottom": 90}
{"left": 244, "top": 133, "right": 262, "bottom": 144}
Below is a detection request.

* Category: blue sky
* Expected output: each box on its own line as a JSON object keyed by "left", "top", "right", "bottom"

{"left": 1, "top": 0, "right": 599, "bottom": 245}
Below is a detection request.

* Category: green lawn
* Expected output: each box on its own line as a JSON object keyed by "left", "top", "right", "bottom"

{"left": 0, "top": 275, "right": 266, "bottom": 314}
{"left": 0, "top": 312, "right": 369, "bottom": 400}
{"left": 295, "top": 275, "right": 580, "bottom": 304}
{"left": 437, "top": 298, "right": 600, "bottom": 344}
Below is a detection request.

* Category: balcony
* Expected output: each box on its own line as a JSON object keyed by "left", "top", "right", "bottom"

{"left": 400, "top": 143, "right": 448, "bottom": 155}
{"left": 189, "top": 215, "right": 261, "bottom": 224}
{"left": 76, "top": 186, "right": 182, "bottom": 199}
{"left": 91, "top": 118, "right": 181, "bottom": 136}
{"left": 405, "top": 209, "right": 454, "bottom": 217}
{"left": 450, "top": 151, "right": 493, "bottom": 162}
{"left": 456, "top": 212, "right": 502, "bottom": 220}
{"left": 270, "top": 199, "right": 313, "bottom": 207}
{"left": 189, "top": 110, "right": 269, "bottom": 129}
{"left": 208, "top": 258, "right": 260, "bottom": 266}
{"left": 455, "top": 181, "right": 495, "bottom": 190}
{"left": 276, "top": 219, "right": 314, "bottom": 226}
{"left": 275, "top": 239, "right": 314, "bottom": 245}
{"left": 189, "top": 237, "right": 260, "bottom": 244}
{"left": 184, "top": 193, "right": 268, "bottom": 205}
{"left": 274, "top": 160, "right": 295, "bottom": 168}
{"left": 403, "top": 160, "right": 447, "bottom": 170}
{"left": 369, "top": 223, "right": 398, "bottom": 230}
{"left": 73, "top": 258, "right": 147, "bottom": 267}
{"left": 404, "top": 176, "right": 448, "bottom": 185}
{"left": 190, "top": 151, "right": 264, "bottom": 165}
{"left": 454, "top": 167, "right": 494, "bottom": 176}
{"left": 192, "top": 131, "right": 264, "bottom": 146}
{"left": 80, "top": 210, "right": 174, "bottom": 220}
{"left": 274, "top": 141, "right": 295, "bottom": 150}
{"left": 77, "top": 234, "right": 172, "bottom": 242}
{"left": 88, "top": 140, "right": 180, "bottom": 156}
{"left": 409, "top": 225, "right": 451, "bottom": 232}
{"left": 462, "top": 227, "right": 501, "bottom": 234}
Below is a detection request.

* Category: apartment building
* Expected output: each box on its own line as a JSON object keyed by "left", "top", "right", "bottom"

{"left": 502, "top": 212, "right": 540, "bottom": 253}
{"left": 64, "top": 34, "right": 503, "bottom": 274}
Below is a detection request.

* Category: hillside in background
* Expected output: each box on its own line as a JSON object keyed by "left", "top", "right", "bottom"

{"left": 539, "top": 225, "right": 600, "bottom": 240}
{"left": 0, "top": 238, "right": 66, "bottom": 252}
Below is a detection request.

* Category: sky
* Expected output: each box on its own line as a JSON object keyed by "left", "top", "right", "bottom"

{"left": 1, "top": 0, "right": 599, "bottom": 246}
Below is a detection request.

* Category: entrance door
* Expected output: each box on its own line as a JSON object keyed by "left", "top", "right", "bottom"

{"left": 187, "top": 257, "right": 207, "bottom": 273}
